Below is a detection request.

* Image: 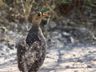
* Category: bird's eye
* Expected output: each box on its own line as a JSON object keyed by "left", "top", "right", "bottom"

{"left": 37, "top": 12, "right": 42, "bottom": 17}
{"left": 38, "top": 13, "right": 40, "bottom": 16}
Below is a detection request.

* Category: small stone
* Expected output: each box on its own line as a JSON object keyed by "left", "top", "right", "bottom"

{"left": 65, "top": 65, "right": 70, "bottom": 68}
{"left": 87, "top": 65, "right": 92, "bottom": 68}
{"left": 49, "top": 21, "right": 56, "bottom": 28}
{"left": 74, "top": 70, "right": 78, "bottom": 72}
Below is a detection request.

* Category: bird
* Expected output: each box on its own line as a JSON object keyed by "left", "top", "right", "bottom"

{"left": 16, "top": 12, "right": 49, "bottom": 72}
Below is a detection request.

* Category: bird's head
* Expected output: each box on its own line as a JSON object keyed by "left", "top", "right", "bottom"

{"left": 32, "top": 12, "right": 50, "bottom": 26}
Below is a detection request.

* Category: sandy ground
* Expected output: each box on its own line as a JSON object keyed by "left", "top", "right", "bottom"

{"left": 0, "top": 46, "right": 96, "bottom": 72}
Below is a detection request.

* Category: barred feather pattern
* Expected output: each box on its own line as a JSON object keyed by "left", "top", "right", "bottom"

{"left": 16, "top": 26, "right": 47, "bottom": 72}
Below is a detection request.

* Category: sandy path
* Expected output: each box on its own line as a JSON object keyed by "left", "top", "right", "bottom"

{"left": 0, "top": 64, "right": 96, "bottom": 72}
{"left": 0, "top": 46, "right": 96, "bottom": 72}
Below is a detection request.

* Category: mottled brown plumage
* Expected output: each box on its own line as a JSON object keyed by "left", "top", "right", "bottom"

{"left": 16, "top": 12, "right": 48, "bottom": 72}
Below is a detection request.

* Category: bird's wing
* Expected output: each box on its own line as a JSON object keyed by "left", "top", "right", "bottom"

{"left": 16, "top": 38, "right": 46, "bottom": 71}
{"left": 16, "top": 38, "right": 29, "bottom": 71}
{"left": 24, "top": 41, "right": 46, "bottom": 70}
{"left": 25, "top": 41, "right": 42, "bottom": 60}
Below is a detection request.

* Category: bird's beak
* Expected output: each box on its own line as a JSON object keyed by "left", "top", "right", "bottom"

{"left": 42, "top": 12, "right": 49, "bottom": 17}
